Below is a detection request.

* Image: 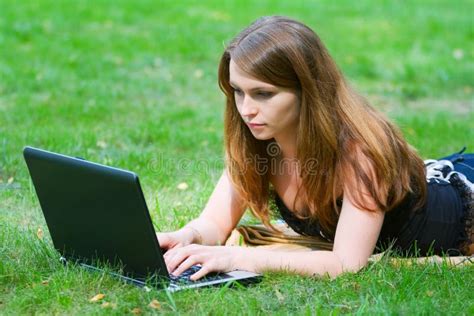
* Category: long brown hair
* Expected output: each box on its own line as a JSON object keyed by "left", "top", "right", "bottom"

{"left": 218, "top": 16, "right": 426, "bottom": 234}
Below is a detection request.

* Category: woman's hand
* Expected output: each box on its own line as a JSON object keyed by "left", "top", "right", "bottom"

{"left": 164, "top": 244, "right": 253, "bottom": 280}
{"left": 156, "top": 228, "right": 196, "bottom": 251}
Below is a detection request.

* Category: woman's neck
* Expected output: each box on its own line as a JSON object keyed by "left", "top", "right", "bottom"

{"left": 274, "top": 134, "right": 297, "bottom": 160}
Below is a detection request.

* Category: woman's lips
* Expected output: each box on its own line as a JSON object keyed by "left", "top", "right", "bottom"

{"left": 247, "top": 123, "right": 266, "bottom": 129}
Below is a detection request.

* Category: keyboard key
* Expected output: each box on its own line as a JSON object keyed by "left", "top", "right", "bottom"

{"left": 169, "top": 265, "right": 230, "bottom": 284}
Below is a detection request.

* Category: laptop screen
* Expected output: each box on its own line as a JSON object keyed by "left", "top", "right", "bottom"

{"left": 23, "top": 146, "right": 167, "bottom": 280}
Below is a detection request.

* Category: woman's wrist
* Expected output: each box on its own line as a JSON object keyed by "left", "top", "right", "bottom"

{"left": 182, "top": 226, "right": 203, "bottom": 244}
{"left": 236, "top": 247, "right": 264, "bottom": 273}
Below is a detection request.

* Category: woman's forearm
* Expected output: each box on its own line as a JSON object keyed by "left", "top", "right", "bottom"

{"left": 183, "top": 217, "right": 229, "bottom": 246}
{"left": 244, "top": 248, "right": 345, "bottom": 278}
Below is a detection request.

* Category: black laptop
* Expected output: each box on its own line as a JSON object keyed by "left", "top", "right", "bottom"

{"left": 23, "top": 146, "right": 261, "bottom": 291}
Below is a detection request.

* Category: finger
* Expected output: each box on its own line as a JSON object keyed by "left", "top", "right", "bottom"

{"left": 166, "top": 245, "right": 202, "bottom": 273}
{"left": 190, "top": 264, "right": 213, "bottom": 281}
{"left": 164, "top": 247, "right": 180, "bottom": 271}
{"left": 171, "top": 242, "right": 183, "bottom": 249}
{"left": 172, "top": 256, "right": 200, "bottom": 276}
{"left": 167, "top": 248, "right": 192, "bottom": 273}
{"left": 165, "top": 244, "right": 199, "bottom": 260}
{"left": 163, "top": 243, "right": 182, "bottom": 260}
{"left": 164, "top": 244, "right": 187, "bottom": 262}
{"left": 156, "top": 233, "right": 173, "bottom": 249}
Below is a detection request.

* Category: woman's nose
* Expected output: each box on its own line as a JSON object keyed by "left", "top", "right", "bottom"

{"left": 240, "top": 96, "right": 258, "bottom": 116}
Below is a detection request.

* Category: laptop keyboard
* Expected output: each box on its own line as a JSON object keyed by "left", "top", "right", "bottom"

{"left": 169, "top": 265, "right": 230, "bottom": 285}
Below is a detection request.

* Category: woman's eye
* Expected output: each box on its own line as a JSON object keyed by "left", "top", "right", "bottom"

{"left": 256, "top": 91, "right": 273, "bottom": 98}
{"left": 233, "top": 89, "right": 243, "bottom": 96}
{"left": 231, "top": 87, "right": 273, "bottom": 99}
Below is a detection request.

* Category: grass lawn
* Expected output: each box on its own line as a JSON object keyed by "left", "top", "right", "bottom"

{"left": 1, "top": 0, "right": 473, "bottom": 314}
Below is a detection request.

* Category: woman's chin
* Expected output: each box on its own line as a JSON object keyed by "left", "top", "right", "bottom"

{"left": 250, "top": 132, "right": 273, "bottom": 141}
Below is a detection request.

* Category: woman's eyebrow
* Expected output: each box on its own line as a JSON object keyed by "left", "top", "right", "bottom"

{"left": 229, "top": 81, "right": 275, "bottom": 91}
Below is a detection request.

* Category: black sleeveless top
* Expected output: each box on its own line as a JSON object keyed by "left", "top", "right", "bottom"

{"left": 275, "top": 179, "right": 466, "bottom": 255}
{"left": 274, "top": 194, "right": 334, "bottom": 241}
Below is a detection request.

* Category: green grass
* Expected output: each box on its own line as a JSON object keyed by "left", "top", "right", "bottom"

{"left": 1, "top": 0, "right": 473, "bottom": 314}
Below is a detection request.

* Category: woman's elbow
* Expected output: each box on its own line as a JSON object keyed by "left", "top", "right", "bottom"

{"left": 330, "top": 253, "right": 368, "bottom": 278}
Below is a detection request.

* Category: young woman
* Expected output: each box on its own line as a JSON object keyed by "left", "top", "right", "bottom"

{"left": 157, "top": 16, "right": 474, "bottom": 280}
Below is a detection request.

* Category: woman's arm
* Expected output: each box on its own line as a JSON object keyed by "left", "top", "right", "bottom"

{"left": 166, "top": 151, "right": 385, "bottom": 278}
{"left": 161, "top": 169, "right": 247, "bottom": 247}
{"left": 166, "top": 191, "right": 384, "bottom": 279}
{"left": 246, "top": 152, "right": 385, "bottom": 277}
{"left": 186, "top": 168, "right": 247, "bottom": 245}
{"left": 246, "top": 191, "right": 385, "bottom": 277}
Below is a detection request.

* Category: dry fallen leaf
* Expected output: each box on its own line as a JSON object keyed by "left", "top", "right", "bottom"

{"left": 37, "top": 228, "right": 44, "bottom": 240}
{"left": 89, "top": 293, "right": 105, "bottom": 302}
{"left": 177, "top": 182, "right": 188, "bottom": 190}
{"left": 101, "top": 301, "right": 116, "bottom": 309}
{"left": 148, "top": 299, "right": 161, "bottom": 309}
{"left": 131, "top": 307, "right": 141, "bottom": 314}
{"left": 41, "top": 280, "right": 49, "bottom": 285}
{"left": 426, "top": 290, "right": 434, "bottom": 297}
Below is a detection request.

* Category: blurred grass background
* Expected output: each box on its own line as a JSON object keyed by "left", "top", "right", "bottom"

{"left": 1, "top": 0, "right": 473, "bottom": 314}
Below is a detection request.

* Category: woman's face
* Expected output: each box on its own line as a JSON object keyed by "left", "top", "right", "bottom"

{"left": 229, "top": 59, "right": 300, "bottom": 141}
